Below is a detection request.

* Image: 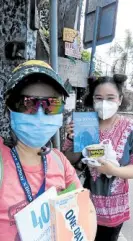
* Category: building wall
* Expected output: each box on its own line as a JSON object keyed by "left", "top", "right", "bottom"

{"left": 124, "top": 90, "right": 133, "bottom": 112}
{"left": 0, "top": 0, "right": 37, "bottom": 138}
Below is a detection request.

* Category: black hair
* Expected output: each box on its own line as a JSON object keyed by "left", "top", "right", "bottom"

{"left": 4, "top": 130, "right": 17, "bottom": 148}
{"left": 84, "top": 74, "right": 128, "bottom": 111}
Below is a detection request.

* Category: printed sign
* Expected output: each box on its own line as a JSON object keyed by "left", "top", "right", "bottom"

{"left": 65, "top": 31, "right": 81, "bottom": 59}
{"left": 63, "top": 28, "right": 77, "bottom": 43}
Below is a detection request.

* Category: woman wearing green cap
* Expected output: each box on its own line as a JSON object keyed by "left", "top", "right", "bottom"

{"left": 0, "top": 60, "right": 96, "bottom": 241}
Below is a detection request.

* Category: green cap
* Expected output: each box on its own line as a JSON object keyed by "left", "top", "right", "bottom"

{"left": 4, "top": 60, "right": 69, "bottom": 98}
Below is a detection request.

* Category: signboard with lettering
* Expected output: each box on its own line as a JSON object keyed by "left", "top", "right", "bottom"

{"left": 65, "top": 42, "right": 81, "bottom": 59}
{"left": 58, "top": 57, "right": 89, "bottom": 87}
{"left": 64, "top": 30, "right": 81, "bottom": 59}
{"left": 63, "top": 28, "right": 77, "bottom": 43}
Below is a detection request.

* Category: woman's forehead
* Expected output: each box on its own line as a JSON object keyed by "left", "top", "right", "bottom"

{"left": 94, "top": 83, "right": 119, "bottom": 96}
{"left": 21, "top": 82, "right": 62, "bottom": 97}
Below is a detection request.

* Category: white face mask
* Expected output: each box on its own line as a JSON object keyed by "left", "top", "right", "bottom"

{"left": 94, "top": 100, "right": 119, "bottom": 120}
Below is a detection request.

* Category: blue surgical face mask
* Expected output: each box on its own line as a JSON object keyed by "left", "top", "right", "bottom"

{"left": 10, "top": 107, "right": 63, "bottom": 148}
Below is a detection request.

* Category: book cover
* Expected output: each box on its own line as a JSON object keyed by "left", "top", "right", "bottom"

{"left": 14, "top": 187, "right": 57, "bottom": 241}
{"left": 15, "top": 187, "right": 96, "bottom": 241}
{"left": 73, "top": 112, "right": 99, "bottom": 152}
{"left": 50, "top": 188, "right": 96, "bottom": 241}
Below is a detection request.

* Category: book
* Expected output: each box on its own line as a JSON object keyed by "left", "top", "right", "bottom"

{"left": 73, "top": 112, "right": 99, "bottom": 152}
{"left": 50, "top": 188, "right": 96, "bottom": 241}
{"left": 14, "top": 187, "right": 57, "bottom": 241}
{"left": 14, "top": 187, "right": 96, "bottom": 241}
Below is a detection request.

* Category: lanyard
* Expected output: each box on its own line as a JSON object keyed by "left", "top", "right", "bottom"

{"left": 11, "top": 147, "right": 47, "bottom": 203}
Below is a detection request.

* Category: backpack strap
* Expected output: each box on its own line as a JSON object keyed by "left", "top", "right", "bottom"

{"left": 0, "top": 151, "right": 3, "bottom": 188}
{"left": 51, "top": 149, "right": 65, "bottom": 175}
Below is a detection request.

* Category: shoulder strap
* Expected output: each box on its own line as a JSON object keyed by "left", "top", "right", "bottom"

{"left": 51, "top": 149, "right": 65, "bottom": 175}
{"left": 0, "top": 151, "right": 3, "bottom": 188}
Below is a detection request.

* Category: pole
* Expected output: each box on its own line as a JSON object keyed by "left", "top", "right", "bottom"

{"left": 50, "top": 0, "right": 60, "bottom": 150}
{"left": 74, "top": 5, "right": 80, "bottom": 30}
{"left": 50, "top": 0, "right": 58, "bottom": 71}
{"left": 89, "top": 6, "right": 101, "bottom": 76}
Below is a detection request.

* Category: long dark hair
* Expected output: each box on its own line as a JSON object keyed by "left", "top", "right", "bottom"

{"left": 84, "top": 74, "right": 128, "bottom": 110}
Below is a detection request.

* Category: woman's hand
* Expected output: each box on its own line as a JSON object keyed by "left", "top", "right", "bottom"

{"left": 66, "top": 121, "right": 74, "bottom": 139}
{"left": 96, "top": 159, "right": 118, "bottom": 176}
{"left": 97, "top": 159, "right": 133, "bottom": 179}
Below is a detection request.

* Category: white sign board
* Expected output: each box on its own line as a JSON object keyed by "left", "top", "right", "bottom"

{"left": 65, "top": 42, "right": 81, "bottom": 59}
{"left": 65, "top": 31, "right": 81, "bottom": 59}
{"left": 58, "top": 57, "right": 89, "bottom": 88}
{"left": 65, "top": 91, "right": 76, "bottom": 111}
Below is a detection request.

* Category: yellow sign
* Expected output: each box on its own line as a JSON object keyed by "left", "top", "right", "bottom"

{"left": 63, "top": 28, "right": 77, "bottom": 43}
{"left": 88, "top": 149, "right": 104, "bottom": 158}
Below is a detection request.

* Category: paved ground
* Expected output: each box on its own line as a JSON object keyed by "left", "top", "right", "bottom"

{"left": 118, "top": 180, "right": 133, "bottom": 241}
